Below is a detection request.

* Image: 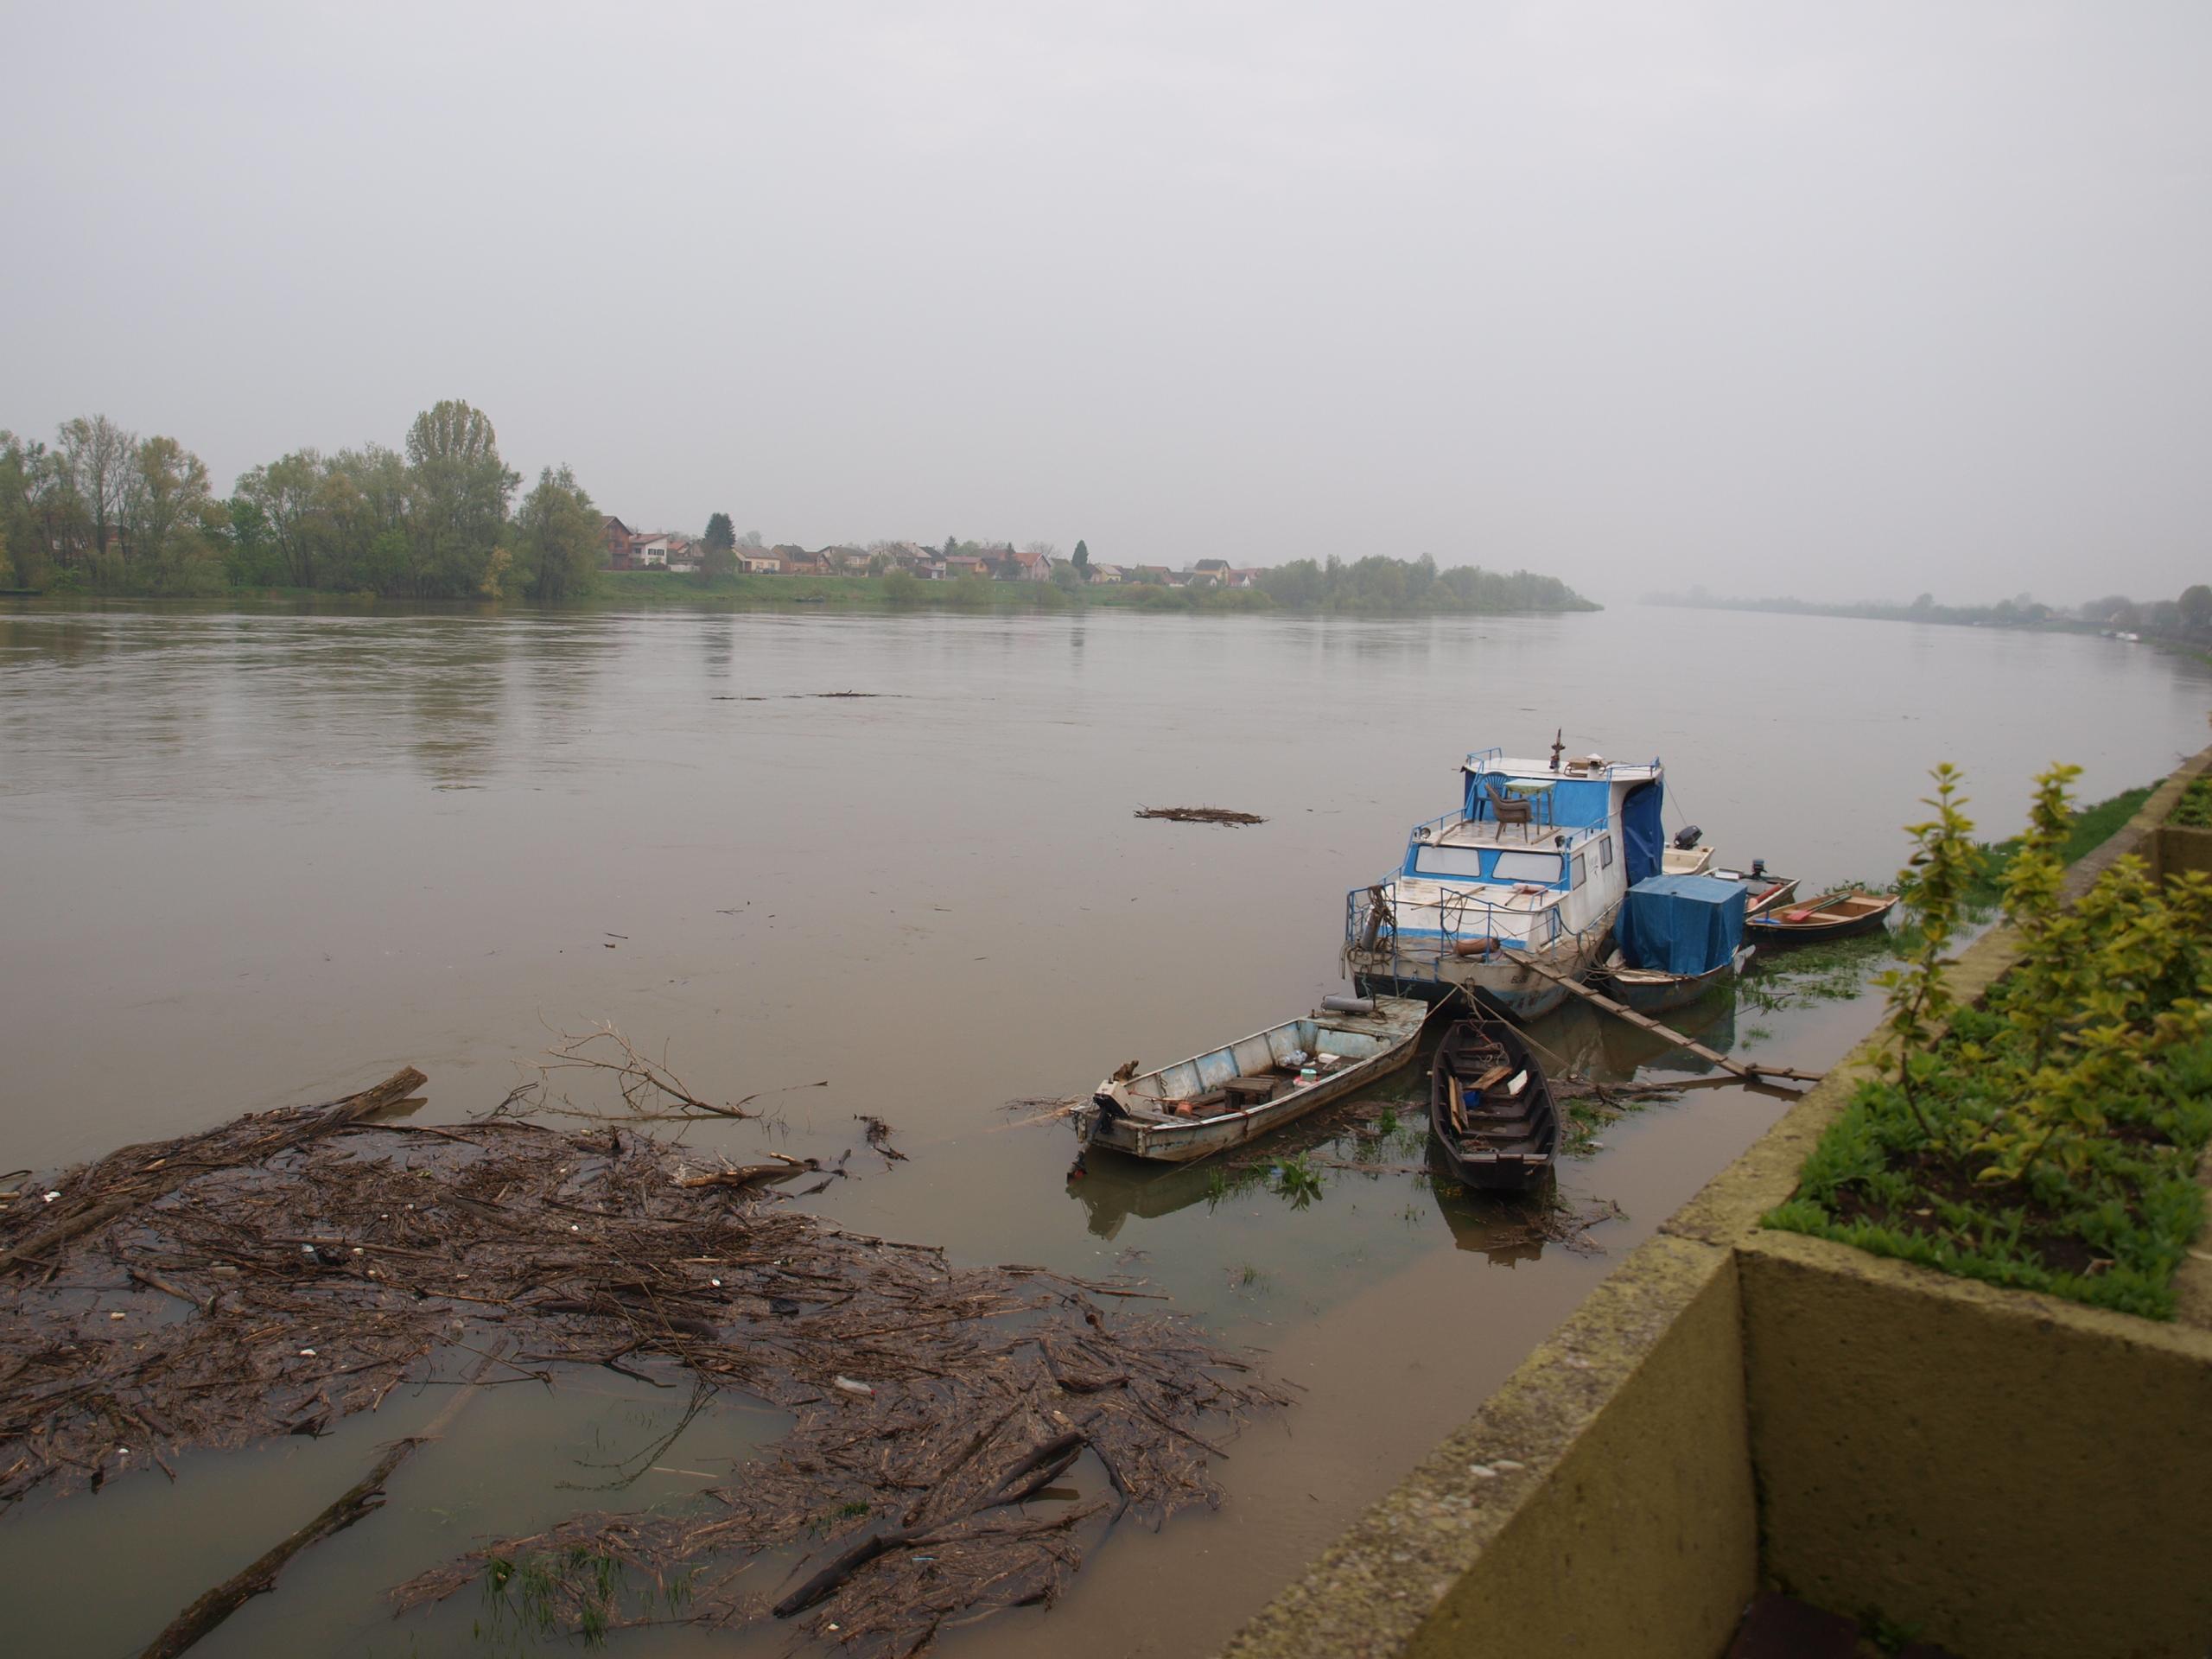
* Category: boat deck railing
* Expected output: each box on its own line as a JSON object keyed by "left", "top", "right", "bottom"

{"left": 1344, "top": 883, "right": 1615, "bottom": 983}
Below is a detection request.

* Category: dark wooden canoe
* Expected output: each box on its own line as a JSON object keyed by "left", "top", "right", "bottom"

{"left": 1427, "top": 1017, "right": 1558, "bottom": 1192}
{"left": 1745, "top": 888, "right": 1898, "bottom": 946}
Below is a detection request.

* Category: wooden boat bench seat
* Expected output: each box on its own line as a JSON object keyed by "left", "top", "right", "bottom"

{"left": 1220, "top": 1077, "right": 1278, "bottom": 1101}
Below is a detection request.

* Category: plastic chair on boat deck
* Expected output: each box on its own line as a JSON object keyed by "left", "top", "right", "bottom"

{"left": 1483, "top": 780, "right": 1535, "bottom": 840}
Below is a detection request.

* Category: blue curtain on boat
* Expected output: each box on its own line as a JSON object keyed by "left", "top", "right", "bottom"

{"left": 1621, "top": 782, "right": 1664, "bottom": 885}
{"left": 1616, "top": 874, "right": 1748, "bottom": 975}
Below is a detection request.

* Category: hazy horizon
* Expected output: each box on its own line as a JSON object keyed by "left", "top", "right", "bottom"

{"left": 5, "top": 3, "right": 2207, "bottom": 607}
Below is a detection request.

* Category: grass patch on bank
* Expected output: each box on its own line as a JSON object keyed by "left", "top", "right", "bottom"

{"left": 1972, "top": 782, "right": 2156, "bottom": 893}
{"left": 1769, "top": 764, "right": 2212, "bottom": 1320}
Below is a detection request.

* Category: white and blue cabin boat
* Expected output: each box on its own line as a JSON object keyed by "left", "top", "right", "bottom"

{"left": 1343, "top": 747, "right": 1673, "bottom": 1020}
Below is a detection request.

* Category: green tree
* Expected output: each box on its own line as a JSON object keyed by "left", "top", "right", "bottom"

{"left": 403, "top": 400, "right": 518, "bottom": 599}
{"left": 517, "top": 465, "right": 601, "bottom": 603}
{"left": 235, "top": 450, "right": 333, "bottom": 588}
{"left": 1072, "top": 540, "right": 1090, "bottom": 580}
{"left": 56, "top": 415, "right": 132, "bottom": 567}
{"left": 120, "top": 435, "right": 223, "bottom": 591}
{"left": 704, "top": 512, "right": 735, "bottom": 551}
{"left": 223, "top": 493, "right": 287, "bottom": 588}
{"left": 2179, "top": 585, "right": 2212, "bottom": 632}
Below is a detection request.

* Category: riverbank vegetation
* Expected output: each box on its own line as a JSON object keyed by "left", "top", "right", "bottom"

{"left": 0, "top": 403, "right": 600, "bottom": 603}
{"left": 1648, "top": 583, "right": 2212, "bottom": 658}
{"left": 3, "top": 406, "right": 1597, "bottom": 616}
{"left": 601, "top": 556, "right": 1595, "bottom": 616}
{"left": 1770, "top": 765, "right": 2212, "bottom": 1319}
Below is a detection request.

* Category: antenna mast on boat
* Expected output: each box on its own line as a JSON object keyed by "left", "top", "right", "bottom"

{"left": 1549, "top": 729, "right": 1564, "bottom": 772}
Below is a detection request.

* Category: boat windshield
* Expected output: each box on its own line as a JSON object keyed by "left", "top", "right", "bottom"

{"left": 1491, "top": 849, "right": 1563, "bottom": 884}
{"left": 1411, "top": 846, "right": 1562, "bottom": 884}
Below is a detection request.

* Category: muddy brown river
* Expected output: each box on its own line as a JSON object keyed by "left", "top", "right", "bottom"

{"left": 2, "top": 600, "right": 2204, "bottom": 1656}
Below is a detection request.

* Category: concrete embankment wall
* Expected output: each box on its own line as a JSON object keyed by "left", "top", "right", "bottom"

{"left": 1223, "top": 737, "right": 2212, "bottom": 1659}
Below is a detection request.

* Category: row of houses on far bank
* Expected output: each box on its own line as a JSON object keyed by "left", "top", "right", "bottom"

{"left": 599, "top": 518, "right": 1261, "bottom": 588}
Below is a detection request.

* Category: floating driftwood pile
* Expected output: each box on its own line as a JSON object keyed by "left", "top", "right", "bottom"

{"left": 0, "top": 1069, "right": 1281, "bottom": 1656}
{"left": 1133, "top": 804, "right": 1267, "bottom": 826}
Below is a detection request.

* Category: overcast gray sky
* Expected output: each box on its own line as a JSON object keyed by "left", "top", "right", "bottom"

{"left": 6, "top": 2, "right": 2207, "bottom": 604}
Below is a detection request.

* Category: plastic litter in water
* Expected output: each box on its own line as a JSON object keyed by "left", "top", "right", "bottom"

{"left": 832, "top": 1376, "right": 874, "bottom": 1396}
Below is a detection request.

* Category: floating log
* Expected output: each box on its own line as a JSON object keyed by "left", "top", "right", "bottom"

{"left": 137, "top": 1340, "right": 502, "bottom": 1659}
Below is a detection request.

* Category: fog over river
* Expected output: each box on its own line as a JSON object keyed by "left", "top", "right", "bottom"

{"left": 2, "top": 601, "right": 2204, "bottom": 1656}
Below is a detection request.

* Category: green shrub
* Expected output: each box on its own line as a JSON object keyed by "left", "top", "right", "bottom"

{"left": 1770, "top": 762, "right": 2212, "bottom": 1319}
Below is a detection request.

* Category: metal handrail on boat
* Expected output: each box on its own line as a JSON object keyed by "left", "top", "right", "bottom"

{"left": 1344, "top": 882, "right": 1615, "bottom": 982}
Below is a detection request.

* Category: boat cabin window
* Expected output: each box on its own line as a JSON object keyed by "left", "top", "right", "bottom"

{"left": 1571, "top": 853, "right": 1587, "bottom": 890}
{"left": 1412, "top": 845, "right": 1488, "bottom": 879}
{"left": 1599, "top": 836, "right": 1614, "bottom": 869}
{"left": 1491, "top": 849, "right": 1563, "bottom": 885}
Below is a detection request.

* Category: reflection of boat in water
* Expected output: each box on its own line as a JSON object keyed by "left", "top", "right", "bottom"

{"left": 1066, "top": 1154, "right": 1224, "bottom": 1241}
{"left": 1515, "top": 988, "right": 1741, "bottom": 1078}
{"left": 1078, "top": 997, "right": 1430, "bottom": 1166}
{"left": 1344, "top": 745, "right": 1679, "bottom": 1020}
{"left": 1427, "top": 1179, "right": 1551, "bottom": 1267}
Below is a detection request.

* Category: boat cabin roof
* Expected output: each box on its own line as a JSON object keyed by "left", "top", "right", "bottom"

{"left": 1462, "top": 752, "right": 1660, "bottom": 785}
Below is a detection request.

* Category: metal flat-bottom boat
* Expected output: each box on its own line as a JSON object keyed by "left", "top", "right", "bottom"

{"left": 1746, "top": 888, "right": 1899, "bottom": 946}
{"left": 1427, "top": 1016, "right": 1559, "bottom": 1192}
{"left": 1593, "top": 944, "right": 1754, "bottom": 1015}
{"left": 1079, "top": 995, "right": 1432, "bottom": 1165}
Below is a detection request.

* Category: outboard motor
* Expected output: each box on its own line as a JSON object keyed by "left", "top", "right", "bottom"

{"left": 1673, "top": 824, "right": 1703, "bottom": 851}
{"left": 1751, "top": 858, "right": 1767, "bottom": 879}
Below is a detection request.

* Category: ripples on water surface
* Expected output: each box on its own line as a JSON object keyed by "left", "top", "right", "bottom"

{"left": 1, "top": 601, "right": 2204, "bottom": 1656}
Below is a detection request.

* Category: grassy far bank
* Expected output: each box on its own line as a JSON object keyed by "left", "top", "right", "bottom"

{"left": 3, "top": 567, "right": 1604, "bottom": 619}
{"left": 490, "top": 569, "right": 1599, "bottom": 616}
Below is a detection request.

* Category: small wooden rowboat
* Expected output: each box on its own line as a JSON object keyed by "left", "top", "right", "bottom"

{"left": 1080, "top": 995, "right": 1432, "bottom": 1165}
{"left": 1427, "top": 1016, "right": 1559, "bottom": 1192}
{"left": 1745, "top": 887, "right": 1899, "bottom": 946}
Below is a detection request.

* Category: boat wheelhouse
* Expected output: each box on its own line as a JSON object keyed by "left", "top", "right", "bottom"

{"left": 1343, "top": 747, "right": 1670, "bottom": 1019}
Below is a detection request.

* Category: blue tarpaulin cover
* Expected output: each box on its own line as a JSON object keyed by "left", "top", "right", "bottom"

{"left": 1620, "top": 782, "right": 1665, "bottom": 885}
{"left": 1615, "top": 874, "right": 1747, "bottom": 976}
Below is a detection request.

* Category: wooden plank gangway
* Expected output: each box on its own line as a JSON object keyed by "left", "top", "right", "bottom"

{"left": 1510, "top": 957, "right": 1823, "bottom": 1086}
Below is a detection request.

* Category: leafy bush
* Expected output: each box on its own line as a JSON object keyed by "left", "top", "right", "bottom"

{"left": 2171, "top": 778, "right": 2212, "bottom": 828}
{"left": 1770, "top": 763, "right": 2212, "bottom": 1319}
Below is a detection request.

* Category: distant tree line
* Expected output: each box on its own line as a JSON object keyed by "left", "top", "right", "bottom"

{"left": 1255, "top": 555, "right": 1596, "bottom": 614}
{"left": 0, "top": 401, "right": 600, "bottom": 601}
{"left": 1647, "top": 584, "right": 2212, "bottom": 647}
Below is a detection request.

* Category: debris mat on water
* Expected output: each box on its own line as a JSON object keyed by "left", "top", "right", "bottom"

{"left": 0, "top": 1070, "right": 1282, "bottom": 1656}
{"left": 1133, "top": 805, "right": 1267, "bottom": 825}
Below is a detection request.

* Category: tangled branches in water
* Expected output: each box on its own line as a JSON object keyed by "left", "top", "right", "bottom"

{"left": 0, "top": 1070, "right": 1281, "bottom": 1655}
